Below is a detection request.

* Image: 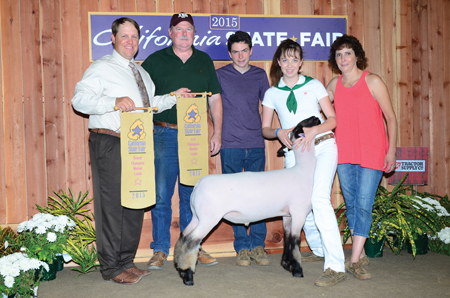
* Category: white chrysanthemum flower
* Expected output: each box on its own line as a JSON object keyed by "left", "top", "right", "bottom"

{"left": 42, "top": 262, "right": 49, "bottom": 271}
{"left": 35, "top": 225, "right": 47, "bottom": 234}
{"left": 8, "top": 254, "right": 21, "bottom": 262}
{"left": 47, "top": 232, "right": 57, "bottom": 242}
{"left": 42, "top": 213, "right": 55, "bottom": 221}
{"left": 0, "top": 263, "right": 8, "bottom": 276}
{"left": 16, "top": 258, "right": 31, "bottom": 272}
{"left": 23, "top": 221, "right": 35, "bottom": 231}
{"left": 40, "top": 221, "right": 52, "bottom": 229}
{"left": 4, "top": 241, "right": 8, "bottom": 249}
{"left": 57, "top": 215, "right": 69, "bottom": 224}
{"left": 68, "top": 218, "right": 76, "bottom": 227}
{"left": 437, "top": 227, "right": 450, "bottom": 244}
{"left": 3, "top": 265, "right": 20, "bottom": 277}
{"left": 32, "top": 213, "right": 44, "bottom": 221}
{"left": 29, "top": 258, "right": 42, "bottom": 270}
{"left": 20, "top": 247, "right": 26, "bottom": 252}
{"left": 4, "top": 275, "right": 15, "bottom": 288}
{"left": 17, "top": 221, "right": 26, "bottom": 233}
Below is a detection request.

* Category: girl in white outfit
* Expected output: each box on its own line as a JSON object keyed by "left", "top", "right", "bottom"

{"left": 261, "top": 39, "right": 346, "bottom": 287}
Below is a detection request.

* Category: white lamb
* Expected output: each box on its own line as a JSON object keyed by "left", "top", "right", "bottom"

{"left": 174, "top": 116, "right": 320, "bottom": 286}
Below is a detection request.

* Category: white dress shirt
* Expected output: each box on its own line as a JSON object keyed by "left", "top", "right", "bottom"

{"left": 72, "top": 50, "right": 177, "bottom": 132}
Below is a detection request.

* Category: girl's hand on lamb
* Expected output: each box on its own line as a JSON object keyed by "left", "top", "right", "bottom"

{"left": 277, "top": 128, "right": 293, "bottom": 149}
{"left": 295, "top": 126, "right": 318, "bottom": 152}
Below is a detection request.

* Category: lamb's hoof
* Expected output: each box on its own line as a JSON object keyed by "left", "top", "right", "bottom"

{"left": 180, "top": 268, "right": 194, "bottom": 286}
{"left": 281, "top": 260, "right": 291, "bottom": 272}
{"left": 292, "top": 263, "right": 304, "bottom": 278}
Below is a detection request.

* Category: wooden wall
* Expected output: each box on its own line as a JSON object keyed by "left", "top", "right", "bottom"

{"left": 1, "top": 0, "right": 449, "bottom": 252}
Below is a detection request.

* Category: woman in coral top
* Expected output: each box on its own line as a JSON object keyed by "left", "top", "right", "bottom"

{"left": 326, "top": 35, "right": 397, "bottom": 280}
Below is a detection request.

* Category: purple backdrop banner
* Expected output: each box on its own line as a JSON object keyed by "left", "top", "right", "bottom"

{"left": 89, "top": 13, "right": 347, "bottom": 62}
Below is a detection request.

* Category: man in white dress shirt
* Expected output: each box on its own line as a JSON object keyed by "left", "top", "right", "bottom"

{"left": 72, "top": 17, "right": 188, "bottom": 285}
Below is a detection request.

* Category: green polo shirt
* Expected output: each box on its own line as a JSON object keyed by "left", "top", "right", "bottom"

{"left": 141, "top": 46, "right": 221, "bottom": 124}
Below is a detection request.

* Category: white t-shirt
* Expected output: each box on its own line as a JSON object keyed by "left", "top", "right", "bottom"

{"left": 262, "top": 75, "right": 331, "bottom": 138}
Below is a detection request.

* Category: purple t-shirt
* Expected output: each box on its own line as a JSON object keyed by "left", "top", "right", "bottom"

{"left": 216, "top": 64, "right": 270, "bottom": 149}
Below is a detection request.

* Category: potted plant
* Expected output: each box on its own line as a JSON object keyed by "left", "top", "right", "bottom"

{"left": 336, "top": 173, "right": 446, "bottom": 257}
{"left": 403, "top": 194, "right": 450, "bottom": 254}
{"left": 0, "top": 252, "right": 48, "bottom": 298}
{"left": 36, "top": 189, "right": 99, "bottom": 275}
{"left": 12, "top": 214, "right": 75, "bottom": 281}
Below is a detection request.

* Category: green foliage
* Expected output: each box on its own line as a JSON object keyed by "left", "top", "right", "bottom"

{"left": 36, "top": 189, "right": 94, "bottom": 223}
{"left": 335, "top": 203, "right": 351, "bottom": 244}
{"left": 65, "top": 240, "right": 99, "bottom": 276}
{"left": 428, "top": 238, "right": 450, "bottom": 256}
{"left": 36, "top": 189, "right": 99, "bottom": 275}
{"left": 1, "top": 226, "right": 21, "bottom": 257}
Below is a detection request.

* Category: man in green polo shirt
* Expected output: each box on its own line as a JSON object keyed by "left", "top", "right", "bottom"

{"left": 141, "top": 12, "right": 222, "bottom": 270}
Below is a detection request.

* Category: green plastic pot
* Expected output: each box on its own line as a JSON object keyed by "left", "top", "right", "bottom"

{"left": 364, "top": 236, "right": 386, "bottom": 258}
{"left": 55, "top": 255, "right": 64, "bottom": 271}
{"left": 35, "top": 259, "right": 58, "bottom": 281}
{"left": 408, "top": 234, "right": 429, "bottom": 255}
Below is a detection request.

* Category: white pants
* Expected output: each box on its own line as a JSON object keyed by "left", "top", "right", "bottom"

{"left": 285, "top": 139, "right": 345, "bottom": 273}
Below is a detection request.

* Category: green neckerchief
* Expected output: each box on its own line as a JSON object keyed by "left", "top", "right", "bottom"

{"left": 275, "top": 76, "right": 314, "bottom": 114}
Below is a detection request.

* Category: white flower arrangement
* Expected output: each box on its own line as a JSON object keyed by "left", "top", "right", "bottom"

{"left": 15, "top": 214, "right": 76, "bottom": 262}
{"left": 437, "top": 227, "right": 450, "bottom": 244}
{"left": 412, "top": 196, "right": 450, "bottom": 217}
{"left": 0, "top": 253, "right": 47, "bottom": 296}
{"left": 17, "top": 213, "right": 75, "bottom": 234}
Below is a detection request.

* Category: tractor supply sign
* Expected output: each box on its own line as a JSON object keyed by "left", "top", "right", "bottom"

{"left": 89, "top": 13, "right": 347, "bottom": 62}
{"left": 395, "top": 160, "right": 426, "bottom": 172}
{"left": 388, "top": 147, "right": 428, "bottom": 186}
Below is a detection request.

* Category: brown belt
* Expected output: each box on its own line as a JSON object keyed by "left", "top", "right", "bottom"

{"left": 315, "top": 133, "right": 334, "bottom": 146}
{"left": 153, "top": 121, "right": 178, "bottom": 129}
{"left": 90, "top": 128, "right": 120, "bottom": 138}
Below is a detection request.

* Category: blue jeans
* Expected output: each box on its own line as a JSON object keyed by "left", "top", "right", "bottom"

{"left": 337, "top": 163, "right": 383, "bottom": 238}
{"left": 220, "top": 148, "right": 267, "bottom": 253}
{"left": 150, "top": 126, "right": 194, "bottom": 256}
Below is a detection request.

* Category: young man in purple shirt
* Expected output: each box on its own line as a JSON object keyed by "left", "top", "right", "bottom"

{"left": 216, "top": 31, "right": 271, "bottom": 266}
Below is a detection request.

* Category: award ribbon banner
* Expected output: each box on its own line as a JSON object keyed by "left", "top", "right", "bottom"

{"left": 177, "top": 93, "right": 209, "bottom": 186}
{"left": 120, "top": 110, "right": 156, "bottom": 209}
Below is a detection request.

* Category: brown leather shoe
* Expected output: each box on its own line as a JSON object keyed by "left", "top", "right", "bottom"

{"left": 197, "top": 248, "right": 218, "bottom": 266}
{"left": 126, "top": 266, "right": 151, "bottom": 277}
{"left": 110, "top": 271, "right": 141, "bottom": 285}
{"left": 147, "top": 251, "right": 167, "bottom": 270}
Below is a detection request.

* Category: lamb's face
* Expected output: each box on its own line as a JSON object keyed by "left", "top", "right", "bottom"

{"left": 289, "top": 116, "right": 321, "bottom": 143}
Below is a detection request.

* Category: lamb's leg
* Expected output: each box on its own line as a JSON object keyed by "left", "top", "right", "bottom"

{"left": 289, "top": 215, "right": 307, "bottom": 278}
{"left": 174, "top": 233, "right": 201, "bottom": 286}
{"left": 281, "top": 217, "right": 292, "bottom": 272}
{"left": 174, "top": 215, "right": 201, "bottom": 286}
{"left": 289, "top": 235, "right": 303, "bottom": 277}
{"left": 174, "top": 213, "right": 223, "bottom": 286}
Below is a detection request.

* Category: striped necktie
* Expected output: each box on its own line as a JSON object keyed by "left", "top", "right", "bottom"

{"left": 129, "top": 62, "right": 150, "bottom": 107}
